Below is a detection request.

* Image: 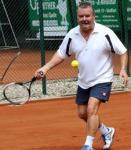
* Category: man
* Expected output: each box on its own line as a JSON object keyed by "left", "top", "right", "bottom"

{"left": 35, "top": 2, "right": 128, "bottom": 150}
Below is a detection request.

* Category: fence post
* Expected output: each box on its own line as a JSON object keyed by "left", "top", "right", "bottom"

{"left": 38, "top": 0, "right": 46, "bottom": 94}
{"left": 67, "top": 0, "right": 77, "bottom": 28}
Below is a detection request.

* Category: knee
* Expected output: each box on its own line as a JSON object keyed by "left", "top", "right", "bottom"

{"left": 78, "top": 111, "right": 87, "bottom": 122}
{"left": 87, "top": 105, "right": 96, "bottom": 117}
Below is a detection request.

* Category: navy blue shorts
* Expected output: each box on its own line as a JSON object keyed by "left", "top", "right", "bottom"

{"left": 76, "top": 82, "right": 112, "bottom": 105}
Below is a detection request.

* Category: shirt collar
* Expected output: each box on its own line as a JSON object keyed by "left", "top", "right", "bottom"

{"left": 92, "top": 22, "right": 100, "bottom": 33}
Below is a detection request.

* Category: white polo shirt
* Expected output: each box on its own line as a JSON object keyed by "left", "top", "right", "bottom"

{"left": 57, "top": 23, "right": 127, "bottom": 89}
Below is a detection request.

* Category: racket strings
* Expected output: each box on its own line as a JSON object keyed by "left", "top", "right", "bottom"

{"left": 3, "top": 77, "right": 37, "bottom": 105}
{"left": 4, "top": 83, "right": 30, "bottom": 104}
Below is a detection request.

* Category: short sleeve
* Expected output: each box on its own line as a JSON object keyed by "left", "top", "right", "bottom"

{"left": 107, "top": 31, "right": 127, "bottom": 55}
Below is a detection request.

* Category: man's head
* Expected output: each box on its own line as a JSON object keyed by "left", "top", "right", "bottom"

{"left": 77, "top": 2, "right": 95, "bottom": 32}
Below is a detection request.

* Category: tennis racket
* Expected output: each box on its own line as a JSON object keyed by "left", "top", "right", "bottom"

{"left": 3, "top": 70, "right": 44, "bottom": 105}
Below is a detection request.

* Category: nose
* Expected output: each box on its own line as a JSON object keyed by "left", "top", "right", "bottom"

{"left": 83, "top": 16, "right": 86, "bottom": 20}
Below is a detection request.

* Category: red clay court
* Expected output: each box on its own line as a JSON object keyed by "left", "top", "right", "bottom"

{"left": 0, "top": 92, "right": 131, "bottom": 150}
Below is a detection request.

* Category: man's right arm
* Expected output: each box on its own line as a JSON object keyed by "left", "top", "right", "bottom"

{"left": 35, "top": 52, "right": 64, "bottom": 79}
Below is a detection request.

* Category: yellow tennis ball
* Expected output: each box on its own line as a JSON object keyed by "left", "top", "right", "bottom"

{"left": 71, "top": 60, "right": 79, "bottom": 68}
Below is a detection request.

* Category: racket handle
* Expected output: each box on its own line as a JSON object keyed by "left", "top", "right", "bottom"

{"left": 32, "top": 76, "right": 37, "bottom": 82}
{"left": 39, "top": 71, "right": 44, "bottom": 76}
{"left": 33, "top": 71, "right": 43, "bottom": 81}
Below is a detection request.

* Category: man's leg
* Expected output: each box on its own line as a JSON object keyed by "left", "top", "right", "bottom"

{"left": 87, "top": 97, "right": 101, "bottom": 136}
{"left": 86, "top": 98, "right": 115, "bottom": 150}
{"left": 78, "top": 97, "right": 101, "bottom": 150}
{"left": 77, "top": 104, "right": 87, "bottom": 122}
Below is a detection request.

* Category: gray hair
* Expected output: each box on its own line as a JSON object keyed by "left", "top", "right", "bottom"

{"left": 78, "top": 1, "right": 95, "bottom": 15}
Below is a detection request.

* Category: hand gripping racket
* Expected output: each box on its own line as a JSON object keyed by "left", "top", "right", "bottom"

{"left": 3, "top": 72, "right": 43, "bottom": 105}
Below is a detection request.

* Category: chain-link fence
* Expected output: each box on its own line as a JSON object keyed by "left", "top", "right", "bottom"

{"left": 0, "top": 0, "right": 131, "bottom": 102}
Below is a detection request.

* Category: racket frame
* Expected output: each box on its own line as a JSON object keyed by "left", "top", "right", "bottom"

{"left": 0, "top": 51, "right": 21, "bottom": 81}
{"left": 3, "top": 77, "right": 36, "bottom": 105}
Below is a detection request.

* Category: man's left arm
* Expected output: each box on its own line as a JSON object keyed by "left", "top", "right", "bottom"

{"left": 119, "top": 52, "right": 128, "bottom": 86}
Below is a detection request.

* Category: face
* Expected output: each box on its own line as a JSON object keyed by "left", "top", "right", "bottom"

{"left": 77, "top": 6, "right": 95, "bottom": 32}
